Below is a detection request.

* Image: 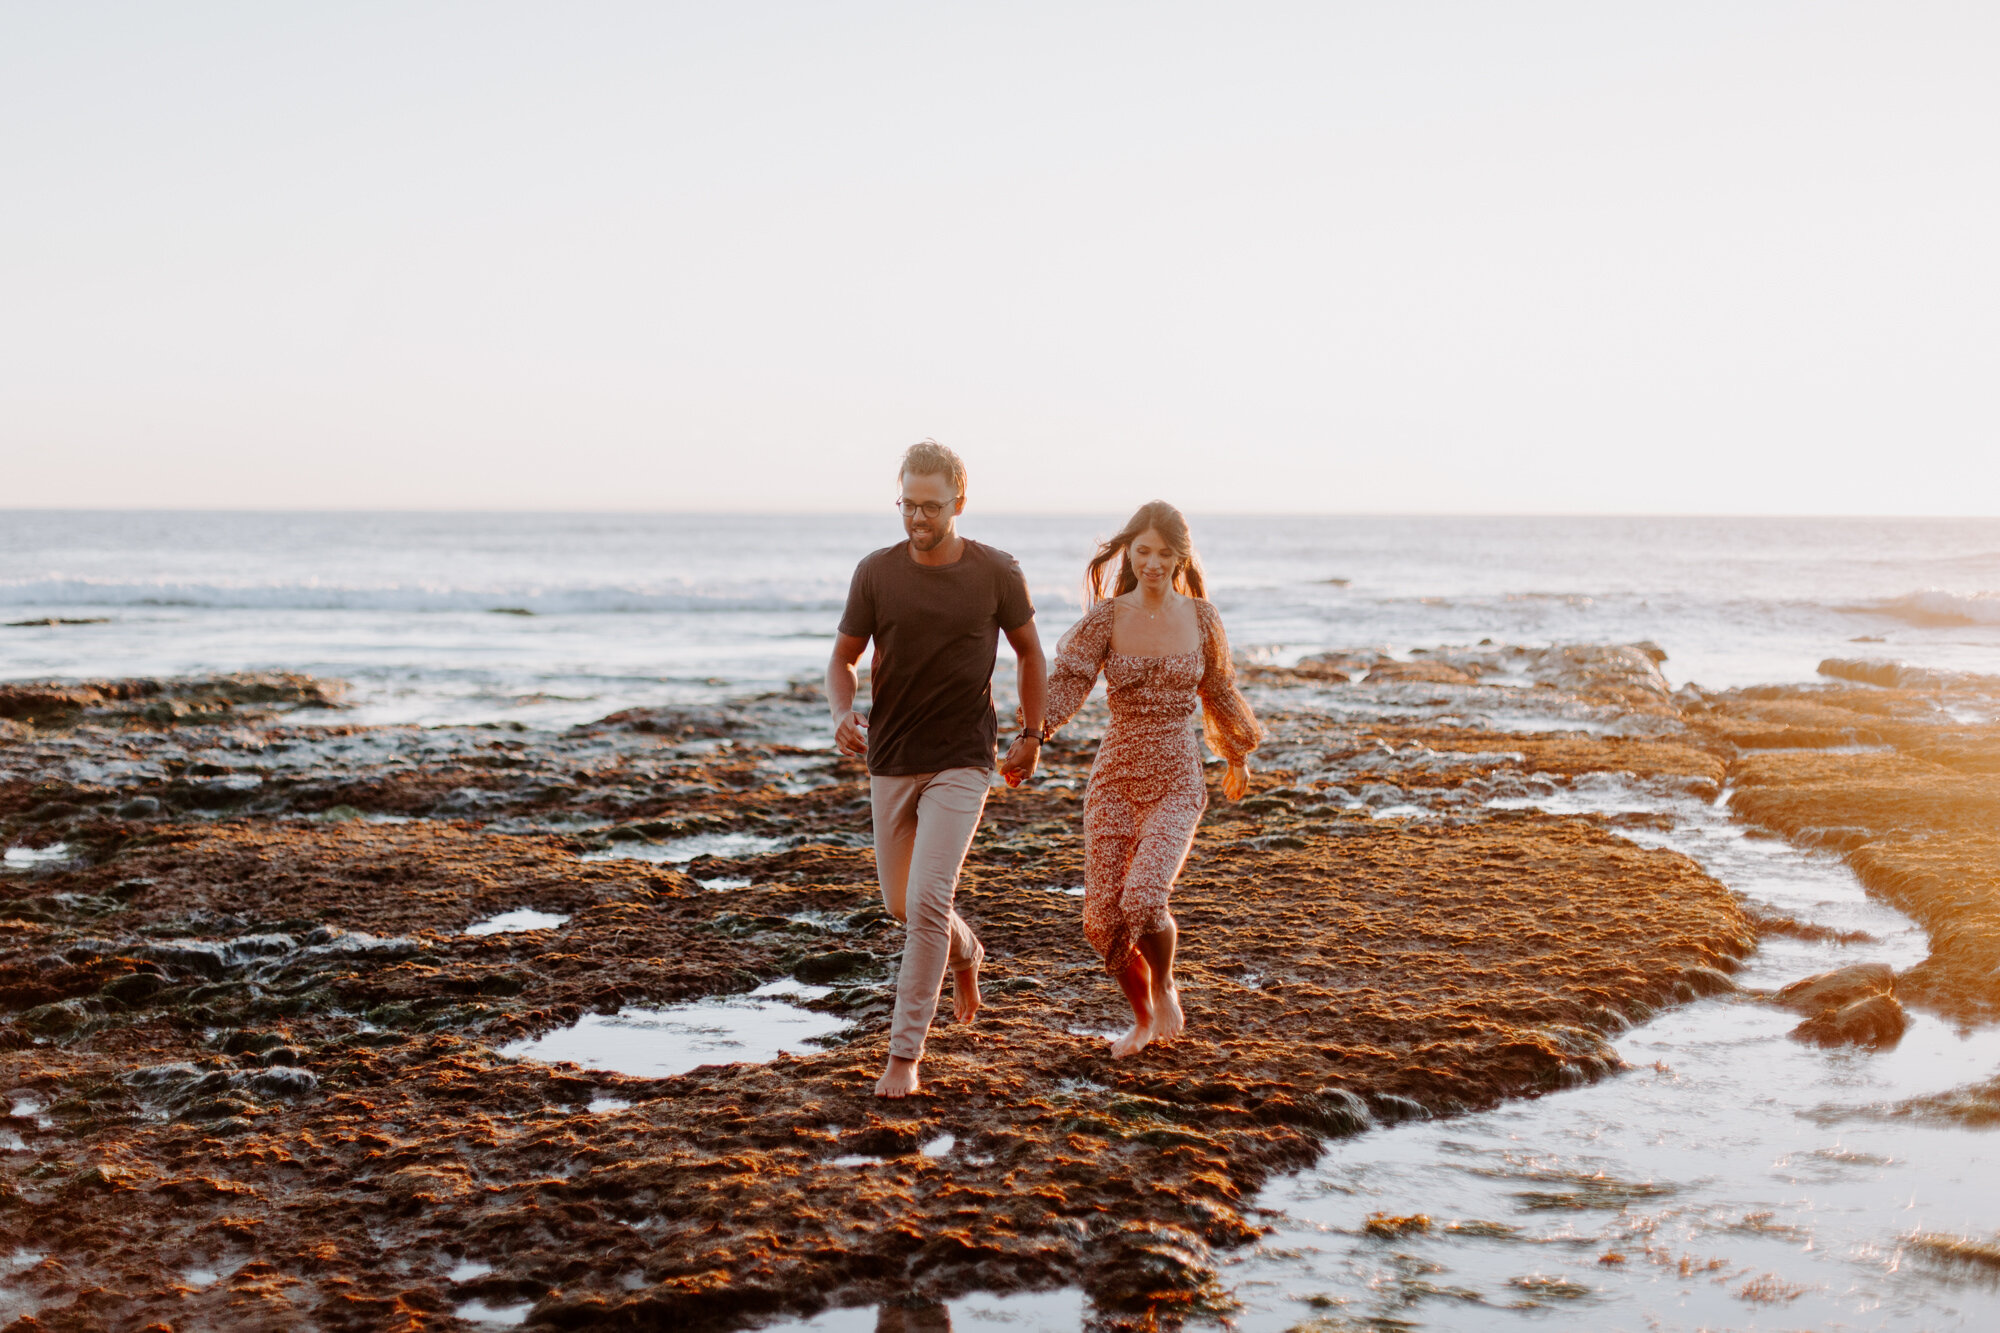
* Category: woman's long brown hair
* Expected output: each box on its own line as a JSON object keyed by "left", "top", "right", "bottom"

{"left": 1084, "top": 501, "right": 1206, "bottom": 605}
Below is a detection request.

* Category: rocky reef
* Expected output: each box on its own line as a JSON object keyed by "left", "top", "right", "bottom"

{"left": 1685, "top": 658, "right": 2000, "bottom": 1025}
{"left": 0, "top": 644, "right": 1991, "bottom": 1329}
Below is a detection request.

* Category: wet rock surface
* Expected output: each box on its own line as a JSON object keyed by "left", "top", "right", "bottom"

{"left": 0, "top": 645, "right": 1987, "bottom": 1329}
{"left": 1687, "top": 659, "right": 2000, "bottom": 1023}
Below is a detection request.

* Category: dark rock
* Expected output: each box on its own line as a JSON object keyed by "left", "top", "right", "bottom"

{"left": 221, "top": 1030, "right": 288, "bottom": 1055}
{"left": 1237, "top": 796, "right": 1294, "bottom": 816}
{"left": 1091, "top": 1222, "right": 1218, "bottom": 1308}
{"left": 21, "top": 999, "right": 92, "bottom": 1036}
{"left": 1367, "top": 1092, "right": 1431, "bottom": 1123}
{"left": 794, "top": 950, "right": 876, "bottom": 984}
{"left": 245, "top": 1067, "right": 320, "bottom": 1099}
{"left": 100, "top": 972, "right": 168, "bottom": 1003}
{"left": 1300, "top": 1087, "right": 1372, "bottom": 1136}
{"left": 115, "top": 796, "right": 162, "bottom": 819}
{"left": 131, "top": 941, "right": 230, "bottom": 978}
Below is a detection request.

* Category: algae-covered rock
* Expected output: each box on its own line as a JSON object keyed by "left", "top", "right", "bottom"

{"left": 21, "top": 998, "right": 93, "bottom": 1036}
{"left": 1775, "top": 962, "right": 1895, "bottom": 1013}
{"left": 794, "top": 950, "right": 876, "bottom": 984}
{"left": 1793, "top": 993, "right": 1908, "bottom": 1048}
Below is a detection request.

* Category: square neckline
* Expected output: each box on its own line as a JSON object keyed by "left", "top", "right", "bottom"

{"left": 1105, "top": 647, "right": 1201, "bottom": 663}
{"left": 1100, "top": 596, "right": 1205, "bottom": 663}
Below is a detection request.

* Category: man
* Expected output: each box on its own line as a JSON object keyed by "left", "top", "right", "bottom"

{"left": 828, "top": 440, "right": 1048, "bottom": 1098}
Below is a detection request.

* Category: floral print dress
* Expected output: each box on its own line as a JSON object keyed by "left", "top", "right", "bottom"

{"left": 1044, "top": 598, "right": 1263, "bottom": 975}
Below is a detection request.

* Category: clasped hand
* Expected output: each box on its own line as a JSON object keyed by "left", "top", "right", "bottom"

{"left": 998, "top": 736, "right": 1040, "bottom": 787}
{"left": 833, "top": 709, "right": 868, "bottom": 759}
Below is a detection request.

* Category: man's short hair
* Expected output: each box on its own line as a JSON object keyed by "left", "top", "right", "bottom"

{"left": 899, "top": 439, "right": 967, "bottom": 497}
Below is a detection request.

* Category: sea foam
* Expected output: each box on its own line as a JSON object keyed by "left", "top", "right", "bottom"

{"left": 1845, "top": 589, "right": 2000, "bottom": 628}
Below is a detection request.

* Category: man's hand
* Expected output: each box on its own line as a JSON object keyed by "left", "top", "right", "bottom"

{"left": 1222, "top": 759, "right": 1250, "bottom": 802}
{"left": 834, "top": 710, "right": 868, "bottom": 759}
{"left": 999, "top": 736, "right": 1041, "bottom": 787}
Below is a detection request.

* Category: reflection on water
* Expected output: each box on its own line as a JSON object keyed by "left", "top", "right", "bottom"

{"left": 498, "top": 980, "right": 851, "bottom": 1079}
{"left": 453, "top": 1296, "right": 533, "bottom": 1327}
{"left": 583, "top": 831, "right": 786, "bottom": 864}
{"left": 766, "top": 1290, "right": 1089, "bottom": 1332}
{"left": 464, "top": 908, "right": 569, "bottom": 936}
{"left": 1, "top": 843, "right": 69, "bottom": 870}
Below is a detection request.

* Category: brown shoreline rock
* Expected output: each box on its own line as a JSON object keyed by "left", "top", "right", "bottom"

{"left": 15, "top": 643, "right": 1996, "bottom": 1329}
{"left": 1773, "top": 962, "right": 1895, "bottom": 1014}
{"left": 1793, "top": 993, "right": 1908, "bottom": 1048}
{"left": 1694, "top": 674, "right": 2000, "bottom": 1023}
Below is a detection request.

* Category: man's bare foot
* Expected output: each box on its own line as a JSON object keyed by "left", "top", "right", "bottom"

{"left": 1150, "top": 983, "right": 1185, "bottom": 1041}
{"left": 875, "top": 1055, "right": 921, "bottom": 1098}
{"left": 1110, "top": 1022, "right": 1153, "bottom": 1058}
{"left": 951, "top": 940, "right": 985, "bottom": 1023}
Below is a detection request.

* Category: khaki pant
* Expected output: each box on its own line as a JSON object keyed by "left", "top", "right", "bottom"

{"left": 870, "top": 768, "right": 988, "bottom": 1062}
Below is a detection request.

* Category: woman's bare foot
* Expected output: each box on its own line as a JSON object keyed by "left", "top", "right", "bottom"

{"left": 1111, "top": 954, "right": 1154, "bottom": 1057}
{"left": 1110, "top": 1021, "right": 1153, "bottom": 1058}
{"left": 951, "top": 940, "right": 984, "bottom": 1023}
{"left": 875, "top": 1055, "right": 921, "bottom": 1098}
{"left": 1150, "top": 983, "right": 1185, "bottom": 1041}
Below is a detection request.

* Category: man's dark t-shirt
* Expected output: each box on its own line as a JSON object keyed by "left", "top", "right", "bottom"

{"left": 839, "top": 539, "right": 1034, "bottom": 777}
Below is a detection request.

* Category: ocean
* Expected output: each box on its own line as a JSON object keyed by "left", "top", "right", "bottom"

{"left": 4, "top": 512, "right": 1997, "bottom": 721}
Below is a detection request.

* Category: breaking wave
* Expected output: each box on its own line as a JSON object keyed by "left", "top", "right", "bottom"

{"left": 1841, "top": 589, "right": 2000, "bottom": 628}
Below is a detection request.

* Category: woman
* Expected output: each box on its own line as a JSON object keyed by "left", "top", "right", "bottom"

{"left": 1041, "top": 501, "right": 1262, "bottom": 1057}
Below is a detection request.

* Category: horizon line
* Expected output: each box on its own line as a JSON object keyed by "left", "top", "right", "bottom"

{"left": 6, "top": 507, "right": 1999, "bottom": 521}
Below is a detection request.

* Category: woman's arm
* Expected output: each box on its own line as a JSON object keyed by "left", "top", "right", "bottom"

{"left": 1042, "top": 601, "right": 1114, "bottom": 736}
{"left": 1195, "top": 601, "right": 1263, "bottom": 799}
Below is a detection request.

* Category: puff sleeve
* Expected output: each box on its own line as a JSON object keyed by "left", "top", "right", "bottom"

{"left": 1196, "top": 600, "right": 1262, "bottom": 761}
{"left": 1043, "top": 600, "right": 1115, "bottom": 735}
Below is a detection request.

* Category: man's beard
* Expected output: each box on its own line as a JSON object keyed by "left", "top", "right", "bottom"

{"left": 907, "top": 522, "right": 949, "bottom": 552}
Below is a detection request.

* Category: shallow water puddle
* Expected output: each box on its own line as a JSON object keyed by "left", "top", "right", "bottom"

{"left": 463, "top": 908, "right": 569, "bottom": 936}
{"left": 697, "top": 875, "right": 753, "bottom": 891}
{"left": 1, "top": 843, "right": 69, "bottom": 870}
{"left": 499, "top": 980, "right": 851, "bottom": 1079}
{"left": 760, "top": 1288, "right": 1089, "bottom": 1331}
{"left": 454, "top": 1297, "right": 534, "bottom": 1327}
{"left": 7, "top": 1098, "right": 50, "bottom": 1129}
{"left": 582, "top": 831, "right": 785, "bottom": 864}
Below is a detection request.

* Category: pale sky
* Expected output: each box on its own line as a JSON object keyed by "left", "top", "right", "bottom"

{"left": 3, "top": 2, "right": 1996, "bottom": 514}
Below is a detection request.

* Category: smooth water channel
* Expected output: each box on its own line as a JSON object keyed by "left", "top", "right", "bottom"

{"left": 761, "top": 778, "right": 2000, "bottom": 1333}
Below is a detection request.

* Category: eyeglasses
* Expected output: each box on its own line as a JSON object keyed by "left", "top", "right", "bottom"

{"left": 894, "top": 496, "right": 958, "bottom": 519}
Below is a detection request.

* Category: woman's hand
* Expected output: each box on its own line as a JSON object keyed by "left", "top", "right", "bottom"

{"left": 1222, "top": 759, "right": 1250, "bottom": 802}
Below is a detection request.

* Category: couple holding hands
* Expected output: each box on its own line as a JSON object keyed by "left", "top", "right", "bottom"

{"left": 828, "top": 441, "right": 1262, "bottom": 1098}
